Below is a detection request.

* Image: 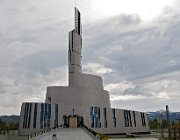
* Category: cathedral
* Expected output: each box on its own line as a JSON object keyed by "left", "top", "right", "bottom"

{"left": 18, "top": 8, "right": 150, "bottom": 136}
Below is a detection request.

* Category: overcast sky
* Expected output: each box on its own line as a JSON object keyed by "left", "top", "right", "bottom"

{"left": 0, "top": 0, "right": 180, "bottom": 115}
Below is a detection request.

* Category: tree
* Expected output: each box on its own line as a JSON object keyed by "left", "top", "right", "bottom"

{"left": 8, "top": 122, "right": 18, "bottom": 130}
{"left": 149, "top": 119, "right": 160, "bottom": 130}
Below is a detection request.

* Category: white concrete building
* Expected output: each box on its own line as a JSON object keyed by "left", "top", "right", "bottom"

{"left": 18, "top": 8, "right": 150, "bottom": 136}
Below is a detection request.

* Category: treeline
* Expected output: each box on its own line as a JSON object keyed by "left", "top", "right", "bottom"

{"left": 149, "top": 119, "right": 180, "bottom": 130}
{"left": 0, "top": 118, "right": 18, "bottom": 134}
{"left": 149, "top": 119, "right": 168, "bottom": 129}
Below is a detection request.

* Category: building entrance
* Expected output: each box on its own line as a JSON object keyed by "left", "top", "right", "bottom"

{"left": 63, "top": 115, "right": 83, "bottom": 128}
{"left": 69, "top": 116, "right": 77, "bottom": 128}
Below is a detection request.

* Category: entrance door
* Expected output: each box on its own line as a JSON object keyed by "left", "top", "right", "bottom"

{"left": 69, "top": 117, "right": 77, "bottom": 128}
{"left": 77, "top": 116, "right": 84, "bottom": 127}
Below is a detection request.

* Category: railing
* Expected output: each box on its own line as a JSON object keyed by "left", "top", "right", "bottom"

{"left": 27, "top": 123, "right": 102, "bottom": 140}
{"left": 27, "top": 124, "right": 64, "bottom": 140}
{"left": 80, "top": 124, "right": 100, "bottom": 140}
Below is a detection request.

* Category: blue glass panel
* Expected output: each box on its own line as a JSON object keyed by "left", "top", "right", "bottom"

{"left": 47, "top": 104, "right": 51, "bottom": 128}
{"left": 40, "top": 103, "right": 44, "bottom": 129}
{"left": 54, "top": 104, "right": 58, "bottom": 128}
{"left": 90, "top": 107, "right": 94, "bottom": 128}
{"left": 98, "top": 107, "right": 101, "bottom": 128}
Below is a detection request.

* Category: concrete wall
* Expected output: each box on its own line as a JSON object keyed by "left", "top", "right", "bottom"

{"left": 18, "top": 103, "right": 150, "bottom": 136}
{"left": 45, "top": 86, "right": 110, "bottom": 108}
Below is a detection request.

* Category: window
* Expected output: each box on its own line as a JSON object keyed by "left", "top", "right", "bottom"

{"left": 97, "top": 107, "right": 101, "bottom": 128}
{"left": 124, "top": 110, "right": 128, "bottom": 127}
{"left": 23, "top": 103, "right": 27, "bottom": 128}
{"left": 27, "top": 103, "right": 32, "bottom": 128}
{"left": 47, "top": 104, "right": 51, "bottom": 128}
{"left": 94, "top": 107, "right": 97, "bottom": 128}
{"left": 23, "top": 103, "right": 32, "bottom": 129}
{"left": 40, "top": 103, "right": 52, "bottom": 129}
{"left": 112, "top": 109, "right": 116, "bottom": 127}
{"left": 40, "top": 103, "right": 44, "bottom": 129}
{"left": 33, "top": 103, "right": 38, "bottom": 128}
{"left": 141, "top": 113, "right": 146, "bottom": 126}
{"left": 90, "top": 107, "right": 94, "bottom": 128}
{"left": 133, "top": 111, "right": 136, "bottom": 127}
{"left": 90, "top": 107, "right": 101, "bottom": 128}
{"left": 103, "top": 108, "right": 107, "bottom": 128}
{"left": 128, "top": 111, "right": 132, "bottom": 127}
{"left": 54, "top": 104, "right": 58, "bottom": 128}
{"left": 124, "top": 110, "right": 132, "bottom": 127}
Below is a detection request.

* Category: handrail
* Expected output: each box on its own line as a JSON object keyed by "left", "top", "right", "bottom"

{"left": 80, "top": 124, "right": 100, "bottom": 140}
{"left": 27, "top": 124, "right": 64, "bottom": 140}
{"left": 27, "top": 123, "right": 101, "bottom": 140}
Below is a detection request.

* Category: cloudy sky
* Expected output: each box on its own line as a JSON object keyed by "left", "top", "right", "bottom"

{"left": 0, "top": 0, "right": 180, "bottom": 115}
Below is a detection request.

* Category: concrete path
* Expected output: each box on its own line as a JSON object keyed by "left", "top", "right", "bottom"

{"left": 31, "top": 128, "right": 96, "bottom": 140}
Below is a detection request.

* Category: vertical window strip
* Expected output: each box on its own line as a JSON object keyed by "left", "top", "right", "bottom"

{"left": 26, "top": 103, "right": 30, "bottom": 128}
{"left": 40, "top": 103, "right": 44, "bottom": 129}
{"left": 54, "top": 104, "right": 58, "bottom": 128}
{"left": 94, "top": 107, "right": 97, "bottom": 128}
{"left": 23, "top": 103, "right": 28, "bottom": 128}
{"left": 128, "top": 111, "right": 132, "bottom": 127}
{"left": 44, "top": 103, "right": 47, "bottom": 128}
{"left": 90, "top": 106, "right": 102, "bottom": 128}
{"left": 133, "top": 111, "right": 136, "bottom": 127}
{"left": 90, "top": 107, "right": 94, "bottom": 128}
{"left": 27, "top": 103, "right": 32, "bottom": 128}
{"left": 33, "top": 103, "right": 38, "bottom": 128}
{"left": 48, "top": 104, "right": 51, "bottom": 128}
{"left": 124, "top": 110, "right": 132, "bottom": 127}
{"left": 103, "top": 108, "right": 107, "bottom": 128}
{"left": 97, "top": 107, "right": 101, "bottom": 128}
{"left": 124, "top": 110, "right": 129, "bottom": 127}
{"left": 142, "top": 113, "right": 146, "bottom": 126}
{"left": 141, "top": 113, "right": 143, "bottom": 126}
{"left": 112, "top": 109, "right": 116, "bottom": 127}
{"left": 141, "top": 113, "right": 146, "bottom": 126}
{"left": 144, "top": 114, "right": 146, "bottom": 126}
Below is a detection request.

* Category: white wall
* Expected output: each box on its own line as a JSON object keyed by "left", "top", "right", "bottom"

{"left": 18, "top": 103, "right": 150, "bottom": 136}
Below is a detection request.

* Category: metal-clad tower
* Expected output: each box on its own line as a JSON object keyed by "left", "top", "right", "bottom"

{"left": 68, "top": 8, "right": 82, "bottom": 86}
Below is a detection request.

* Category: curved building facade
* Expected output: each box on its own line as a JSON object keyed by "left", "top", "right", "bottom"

{"left": 18, "top": 8, "right": 150, "bottom": 136}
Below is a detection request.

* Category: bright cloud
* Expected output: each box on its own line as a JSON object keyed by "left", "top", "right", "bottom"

{"left": 91, "top": 0, "right": 176, "bottom": 20}
{"left": 0, "top": 0, "right": 180, "bottom": 115}
{"left": 83, "top": 63, "right": 113, "bottom": 75}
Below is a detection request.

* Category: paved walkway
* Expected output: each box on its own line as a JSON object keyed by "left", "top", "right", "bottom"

{"left": 31, "top": 128, "right": 96, "bottom": 140}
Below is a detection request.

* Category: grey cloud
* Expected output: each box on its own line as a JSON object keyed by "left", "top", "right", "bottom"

{"left": 1, "top": 0, "right": 180, "bottom": 115}
{"left": 111, "top": 96, "right": 180, "bottom": 112}
{"left": 0, "top": 81, "right": 6, "bottom": 94}
{"left": 122, "top": 86, "right": 148, "bottom": 96}
{"left": 84, "top": 10, "right": 180, "bottom": 83}
{"left": 81, "top": 3, "right": 180, "bottom": 111}
{"left": 16, "top": 50, "right": 67, "bottom": 76}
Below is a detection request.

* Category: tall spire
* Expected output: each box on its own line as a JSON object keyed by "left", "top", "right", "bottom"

{"left": 74, "top": 7, "right": 82, "bottom": 36}
{"left": 68, "top": 8, "right": 82, "bottom": 86}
